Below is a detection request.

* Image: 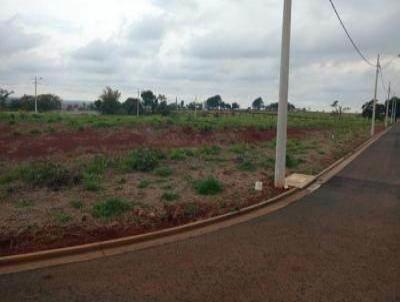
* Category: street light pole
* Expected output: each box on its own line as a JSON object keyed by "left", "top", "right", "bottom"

{"left": 370, "top": 54, "right": 380, "bottom": 137}
{"left": 34, "top": 76, "right": 38, "bottom": 113}
{"left": 33, "top": 76, "right": 43, "bottom": 113}
{"left": 137, "top": 89, "right": 140, "bottom": 117}
{"left": 385, "top": 82, "right": 391, "bottom": 128}
{"left": 274, "top": 0, "right": 292, "bottom": 188}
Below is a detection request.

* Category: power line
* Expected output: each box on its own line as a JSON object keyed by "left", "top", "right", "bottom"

{"left": 379, "top": 66, "right": 388, "bottom": 95}
{"left": 328, "top": 0, "right": 375, "bottom": 67}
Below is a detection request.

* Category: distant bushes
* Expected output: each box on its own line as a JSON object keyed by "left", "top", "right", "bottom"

{"left": 4, "top": 94, "right": 62, "bottom": 112}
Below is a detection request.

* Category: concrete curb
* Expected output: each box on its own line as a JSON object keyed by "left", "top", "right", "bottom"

{"left": 0, "top": 126, "right": 391, "bottom": 271}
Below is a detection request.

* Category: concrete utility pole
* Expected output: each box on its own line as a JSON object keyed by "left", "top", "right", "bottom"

{"left": 385, "top": 82, "right": 391, "bottom": 128}
{"left": 137, "top": 89, "right": 140, "bottom": 117}
{"left": 34, "top": 76, "right": 42, "bottom": 113}
{"left": 274, "top": 0, "right": 292, "bottom": 188}
{"left": 370, "top": 54, "right": 380, "bottom": 137}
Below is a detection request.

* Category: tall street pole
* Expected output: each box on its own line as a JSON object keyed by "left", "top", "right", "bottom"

{"left": 274, "top": 0, "right": 292, "bottom": 188}
{"left": 34, "top": 76, "right": 38, "bottom": 113}
{"left": 137, "top": 89, "right": 140, "bottom": 117}
{"left": 385, "top": 82, "right": 391, "bottom": 128}
{"left": 370, "top": 54, "right": 380, "bottom": 137}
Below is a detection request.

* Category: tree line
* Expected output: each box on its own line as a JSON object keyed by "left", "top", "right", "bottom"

{"left": 0, "top": 89, "right": 62, "bottom": 111}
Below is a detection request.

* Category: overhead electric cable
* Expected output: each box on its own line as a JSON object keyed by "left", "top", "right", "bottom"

{"left": 328, "top": 0, "right": 375, "bottom": 67}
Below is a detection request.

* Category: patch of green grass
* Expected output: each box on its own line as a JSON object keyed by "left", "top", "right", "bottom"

{"left": 261, "top": 157, "right": 275, "bottom": 168}
{"left": 229, "top": 143, "right": 250, "bottom": 154}
{"left": 0, "top": 169, "right": 20, "bottom": 185}
{"left": 286, "top": 154, "right": 304, "bottom": 168}
{"left": 84, "top": 156, "right": 108, "bottom": 175}
{"left": 92, "top": 198, "right": 131, "bottom": 219}
{"left": 199, "top": 145, "right": 221, "bottom": 156}
{"left": 169, "top": 149, "right": 186, "bottom": 160}
{"left": 137, "top": 179, "right": 150, "bottom": 189}
{"left": 235, "top": 153, "right": 257, "bottom": 172}
{"left": 29, "top": 129, "right": 41, "bottom": 135}
{"left": 15, "top": 200, "right": 33, "bottom": 208}
{"left": 123, "top": 148, "right": 163, "bottom": 172}
{"left": 154, "top": 166, "right": 173, "bottom": 177}
{"left": 169, "top": 148, "right": 194, "bottom": 160}
{"left": 53, "top": 211, "right": 72, "bottom": 224}
{"left": 194, "top": 176, "right": 223, "bottom": 195}
{"left": 19, "top": 162, "right": 79, "bottom": 190}
{"left": 70, "top": 200, "right": 84, "bottom": 210}
{"left": 161, "top": 191, "right": 180, "bottom": 202}
{"left": 82, "top": 173, "right": 102, "bottom": 191}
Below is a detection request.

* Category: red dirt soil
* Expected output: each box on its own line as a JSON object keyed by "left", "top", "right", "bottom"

{"left": 0, "top": 179, "right": 283, "bottom": 256}
{"left": 0, "top": 126, "right": 309, "bottom": 161}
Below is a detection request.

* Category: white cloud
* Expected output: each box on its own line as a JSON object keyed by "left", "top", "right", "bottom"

{"left": 0, "top": 0, "right": 399, "bottom": 110}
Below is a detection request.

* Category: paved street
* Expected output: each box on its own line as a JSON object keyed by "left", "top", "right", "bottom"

{"left": 1, "top": 127, "right": 399, "bottom": 302}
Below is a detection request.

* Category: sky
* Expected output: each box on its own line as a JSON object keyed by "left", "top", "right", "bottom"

{"left": 0, "top": 0, "right": 399, "bottom": 111}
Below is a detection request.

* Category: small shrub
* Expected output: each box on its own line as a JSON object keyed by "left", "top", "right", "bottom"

{"left": 286, "top": 154, "right": 303, "bottom": 168}
{"left": 137, "top": 179, "right": 150, "bottom": 189}
{"left": 53, "top": 211, "right": 72, "bottom": 224}
{"left": 169, "top": 149, "right": 186, "bottom": 160}
{"left": 29, "top": 129, "right": 41, "bottom": 135}
{"left": 20, "top": 162, "right": 79, "bottom": 190}
{"left": 15, "top": 200, "right": 33, "bottom": 208}
{"left": 124, "top": 148, "right": 163, "bottom": 172}
{"left": 0, "top": 169, "right": 20, "bottom": 185}
{"left": 194, "top": 176, "right": 223, "bottom": 195}
{"left": 70, "top": 200, "right": 84, "bottom": 210}
{"left": 229, "top": 144, "right": 249, "bottom": 154}
{"left": 261, "top": 157, "right": 275, "bottom": 168}
{"left": 154, "top": 166, "right": 173, "bottom": 177}
{"left": 92, "top": 198, "right": 131, "bottom": 219}
{"left": 84, "top": 156, "right": 108, "bottom": 175}
{"left": 82, "top": 173, "right": 102, "bottom": 191}
{"left": 237, "top": 159, "right": 256, "bottom": 171}
{"left": 199, "top": 145, "right": 221, "bottom": 156}
{"left": 161, "top": 191, "right": 180, "bottom": 202}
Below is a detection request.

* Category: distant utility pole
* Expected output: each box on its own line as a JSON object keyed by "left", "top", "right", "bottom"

{"left": 34, "top": 76, "right": 42, "bottom": 113}
{"left": 385, "top": 82, "right": 391, "bottom": 128}
{"left": 274, "top": 0, "right": 292, "bottom": 188}
{"left": 194, "top": 97, "right": 197, "bottom": 118}
{"left": 137, "top": 89, "right": 140, "bottom": 117}
{"left": 370, "top": 54, "right": 380, "bottom": 136}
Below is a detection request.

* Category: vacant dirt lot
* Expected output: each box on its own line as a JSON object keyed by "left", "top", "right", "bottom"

{"left": 0, "top": 113, "right": 375, "bottom": 256}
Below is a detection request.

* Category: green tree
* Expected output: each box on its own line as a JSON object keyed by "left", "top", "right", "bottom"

{"left": 265, "top": 102, "right": 295, "bottom": 112}
{"left": 0, "top": 88, "right": 14, "bottom": 109}
{"left": 206, "top": 95, "right": 222, "bottom": 109}
{"left": 98, "top": 87, "right": 122, "bottom": 114}
{"left": 252, "top": 97, "right": 264, "bottom": 110}
{"left": 362, "top": 100, "right": 385, "bottom": 119}
{"left": 141, "top": 90, "right": 158, "bottom": 113}
{"left": 331, "top": 100, "right": 350, "bottom": 118}
{"left": 9, "top": 94, "right": 61, "bottom": 111}
{"left": 232, "top": 102, "right": 240, "bottom": 110}
{"left": 156, "top": 100, "right": 170, "bottom": 116}
{"left": 123, "top": 98, "right": 142, "bottom": 115}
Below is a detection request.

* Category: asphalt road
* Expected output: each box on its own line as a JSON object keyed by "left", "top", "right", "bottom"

{"left": 1, "top": 127, "right": 400, "bottom": 302}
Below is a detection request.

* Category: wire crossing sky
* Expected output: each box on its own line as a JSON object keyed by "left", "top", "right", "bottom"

{"left": 0, "top": 0, "right": 399, "bottom": 112}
